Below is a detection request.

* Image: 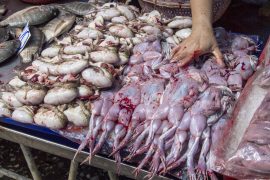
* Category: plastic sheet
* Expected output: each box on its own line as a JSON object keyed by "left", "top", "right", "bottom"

{"left": 210, "top": 36, "right": 270, "bottom": 179}
{"left": 225, "top": 92, "right": 270, "bottom": 179}
{"left": 256, "top": 43, "right": 270, "bottom": 87}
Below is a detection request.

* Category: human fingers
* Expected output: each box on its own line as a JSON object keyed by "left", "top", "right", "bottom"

{"left": 171, "top": 47, "right": 188, "bottom": 62}
{"left": 171, "top": 45, "right": 182, "bottom": 59}
{"left": 212, "top": 47, "right": 225, "bottom": 67}
{"left": 177, "top": 53, "right": 194, "bottom": 67}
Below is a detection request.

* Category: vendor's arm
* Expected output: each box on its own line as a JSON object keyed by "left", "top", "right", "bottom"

{"left": 171, "top": 0, "right": 224, "bottom": 67}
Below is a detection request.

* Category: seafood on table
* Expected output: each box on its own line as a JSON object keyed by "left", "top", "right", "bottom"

{"left": 14, "top": 84, "right": 47, "bottom": 105}
{"left": 34, "top": 105, "right": 67, "bottom": 129}
{"left": 19, "top": 27, "right": 45, "bottom": 64}
{"left": 74, "top": 34, "right": 256, "bottom": 179}
{"left": 41, "top": 10, "right": 76, "bottom": 43}
{"left": 0, "top": 2, "right": 194, "bottom": 66}
{"left": 0, "top": 4, "right": 7, "bottom": 16}
{"left": 58, "top": 2, "right": 97, "bottom": 16}
{"left": 12, "top": 106, "right": 35, "bottom": 124}
{"left": 0, "top": 5, "right": 59, "bottom": 27}
{"left": 0, "top": 27, "right": 9, "bottom": 43}
{"left": 0, "top": 39, "right": 20, "bottom": 63}
{"left": 41, "top": 45, "right": 61, "bottom": 58}
{"left": 0, "top": 1, "right": 261, "bottom": 179}
{"left": 0, "top": 99, "right": 11, "bottom": 117}
{"left": 64, "top": 101, "right": 91, "bottom": 127}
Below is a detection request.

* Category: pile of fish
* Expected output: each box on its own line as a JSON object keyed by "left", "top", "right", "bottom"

{"left": 0, "top": 2, "right": 95, "bottom": 64}
{"left": 0, "top": 1, "right": 260, "bottom": 179}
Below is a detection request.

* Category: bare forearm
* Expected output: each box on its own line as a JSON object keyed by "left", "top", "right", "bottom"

{"left": 171, "top": 0, "right": 223, "bottom": 66}
{"left": 190, "top": 0, "right": 213, "bottom": 31}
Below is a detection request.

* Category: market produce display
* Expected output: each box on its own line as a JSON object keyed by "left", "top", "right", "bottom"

{"left": 74, "top": 35, "right": 257, "bottom": 179}
{"left": 0, "top": 39, "right": 21, "bottom": 63}
{"left": 0, "top": 1, "right": 263, "bottom": 179}
{"left": 20, "top": 27, "right": 45, "bottom": 63}
{"left": 0, "top": 5, "right": 59, "bottom": 27}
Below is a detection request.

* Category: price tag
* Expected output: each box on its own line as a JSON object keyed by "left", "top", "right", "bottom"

{"left": 18, "top": 22, "right": 31, "bottom": 53}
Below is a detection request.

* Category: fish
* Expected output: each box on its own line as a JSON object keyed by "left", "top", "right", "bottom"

{"left": 0, "top": 40, "right": 21, "bottom": 63}
{"left": 0, "top": 5, "right": 7, "bottom": 15}
{"left": 0, "top": 27, "right": 9, "bottom": 43}
{"left": 60, "top": 2, "right": 96, "bottom": 16}
{"left": 41, "top": 10, "right": 76, "bottom": 43}
{"left": 20, "top": 27, "right": 45, "bottom": 64}
{"left": 8, "top": 27, "right": 23, "bottom": 39}
{"left": 0, "top": 5, "right": 59, "bottom": 27}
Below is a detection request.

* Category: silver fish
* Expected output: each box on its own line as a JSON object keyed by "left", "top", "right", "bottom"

{"left": 0, "top": 5, "right": 7, "bottom": 15}
{"left": 0, "top": 40, "right": 21, "bottom": 63}
{"left": 0, "top": 27, "right": 9, "bottom": 43}
{"left": 0, "top": 5, "right": 58, "bottom": 27}
{"left": 60, "top": 2, "right": 96, "bottom": 16}
{"left": 8, "top": 27, "right": 23, "bottom": 39}
{"left": 20, "top": 27, "right": 44, "bottom": 64}
{"left": 41, "top": 11, "right": 75, "bottom": 43}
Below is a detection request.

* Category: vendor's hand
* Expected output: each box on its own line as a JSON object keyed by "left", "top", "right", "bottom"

{"left": 171, "top": 26, "right": 224, "bottom": 67}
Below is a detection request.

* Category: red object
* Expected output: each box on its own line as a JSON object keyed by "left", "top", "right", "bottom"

{"left": 20, "top": 0, "right": 58, "bottom": 5}
{"left": 258, "top": 35, "right": 270, "bottom": 65}
{"left": 223, "top": 175, "right": 237, "bottom": 180}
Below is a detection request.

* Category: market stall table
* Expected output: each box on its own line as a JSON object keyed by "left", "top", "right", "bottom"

{"left": 0, "top": 120, "right": 170, "bottom": 180}
{"left": 1, "top": 40, "right": 269, "bottom": 179}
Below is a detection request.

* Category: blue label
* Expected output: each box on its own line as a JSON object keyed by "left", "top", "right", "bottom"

{"left": 18, "top": 22, "right": 31, "bottom": 53}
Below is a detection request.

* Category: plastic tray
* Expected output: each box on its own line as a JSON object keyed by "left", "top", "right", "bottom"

{"left": 0, "top": 117, "right": 80, "bottom": 149}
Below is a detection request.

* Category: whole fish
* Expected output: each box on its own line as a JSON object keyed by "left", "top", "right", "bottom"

{"left": 0, "top": 5, "right": 7, "bottom": 15}
{"left": 8, "top": 27, "right": 23, "bottom": 39}
{"left": 0, "top": 5, "right": 58, "bottom": 27}
{"left": 20, "top": 27, "right": 44, "bottom": 64}
{"left": 0, "top": 27, "right": 9, "bottom": 43}
{"left": 60, "top": 2, "right": 96, "bottom": 16}
{"left": 0, "top": 40, "right": 21, "bottom": 63}
{"left": 41, "top": 11, "right": 76, "bottom": 43}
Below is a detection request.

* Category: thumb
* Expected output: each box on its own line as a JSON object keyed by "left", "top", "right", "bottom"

{"left": 212, "top": 47, "right": 225, "bottom": 67}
